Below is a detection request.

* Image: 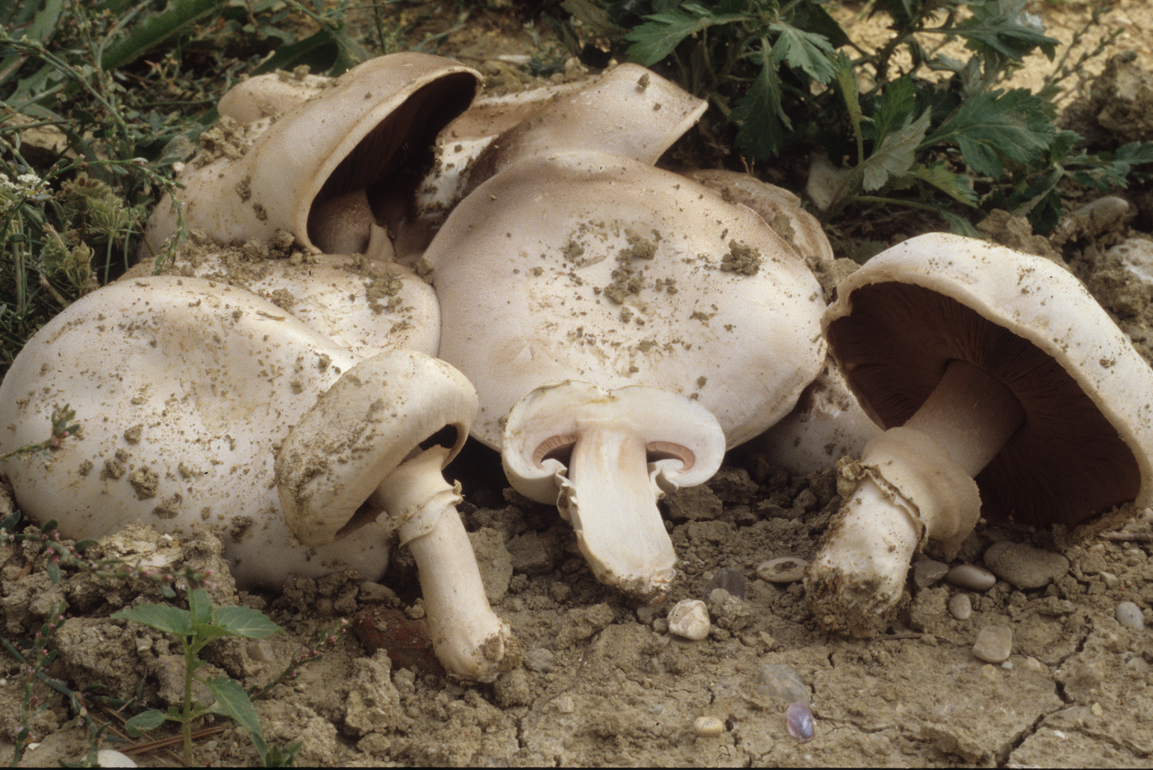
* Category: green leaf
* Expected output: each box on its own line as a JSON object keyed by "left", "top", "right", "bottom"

{"left": 113, "top": 603, "right": 193, "bottom": 637}
{"left": 907, "top": 162, "right": 980, "bottom": 207}
{"left": 212, "top": 606, "right": 286, "bottom": 640}
{"left": 731, "top": 54, "right": 788, "bottom": 160}
{"left": 188, "top": 587, "right": 212, "bottom": 629}
{"left": 924, "top": 88, "right": 1054, "bottom": 178}
{"left": 789, "top": 1, "right": 851, "bottom": 49}
{"left": 939, "top": 210, "right": 982, "bottom": 238}
{"left": 100, "top": 0, "right": 228, "bottom": 71}
{"left": 869, "top": 78, "right": 917, "bottom": 145}
{"left": 860, "top": 110, "right": 931, "bottom": 191}
{"left": 954, "top": 0, "right": 1059, "bottom": 62}
{"left": 624, "top": 9, "right": 746, "bottom": 66}
{"left": 124, "top": 708, "right": 169, "bottom": 737}
{"left": 768, "top": 23, "right": 838, "bottom": 84}
{"left": 206, "top": 676, "right": 263, "bottom": 736}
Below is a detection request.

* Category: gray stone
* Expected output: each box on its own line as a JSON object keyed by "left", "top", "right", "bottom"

{"left": 945, "top": 563, "right": 997, "bottom": 591}
{"left": 1115, "top": 601, "right": 1145, "bottom": 631}
{"left": 949, "top": 593, "right": 973, "bottom": 621}
{"left": 523, "top": 647, "right": 555, "bottom": 672}
{"left": 984, "top": 541, "right": 1069, "bottom": 590}
{"left": 913, "top": 558, "right": 949, "bottom": 588}
{"left": 756, "top": 557, "right": 808, "bottom": 583}
{"left": 972, "top": 625, "right": 1013, "bottom": 663}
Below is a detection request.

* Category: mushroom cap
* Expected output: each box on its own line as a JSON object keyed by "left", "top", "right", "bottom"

{"left": 276, "top": 349, "right": 477, "bottom": 548}
{"left": 425, "top": 150, "right": 826, "bottom": 449}
{"left": 217, "top": 70, "right": 335, "bottom": 124}
{"left": 124, "top": 233, "right": 440, "bottom": 359}
{"left": 825, "top": 232, "right": 1153, "bottom": 530}
{"left": 140, "top": 53, "right": 480, "bottom": 257}
{"left": 0, "top": 276, "right": 400, "bottom": 589}
{"left": 463, "top": 63, "right": 707, "bottom": 195}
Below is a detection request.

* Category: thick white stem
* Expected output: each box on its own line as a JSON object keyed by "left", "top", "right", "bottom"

{"left": 558, "top": 427, "right": 676, "bottom": 601}
{"left": 807, "top": 359, "right": 1025, "bottom": 636}
{"left": 374, "top": 448, "right": 511, "bottom": 681}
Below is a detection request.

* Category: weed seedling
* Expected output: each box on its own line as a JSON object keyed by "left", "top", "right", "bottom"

{"left": 113, "top": 586, "right": 293, "bottom": 765}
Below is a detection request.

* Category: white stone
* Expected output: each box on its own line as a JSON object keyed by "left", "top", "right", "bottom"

{"left": 668, "top": 599, "right": 710, "bottom": 641}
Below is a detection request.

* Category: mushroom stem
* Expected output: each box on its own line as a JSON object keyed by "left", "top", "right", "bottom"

{"left": 558, "top": 427, "right": 678, "bottom": 601}
{"left": 372, "top": 446, "right": 513, "bottom": 682}
{"left": 807, "top": 359, "right": 1025, "bottom": 635}
{"left": 903, "top": 359, "right": 1025, "bottom": 477}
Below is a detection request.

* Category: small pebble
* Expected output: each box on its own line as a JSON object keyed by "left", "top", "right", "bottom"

{"left": 693, "top": 715, "right": 725, "bottom": 737}
{"left": 523, "top": 647, "right": 555, "bottom": 673}
{"left": 757, "top": 663, "right": 810, "bottom": 705}
{"left": 709, "top": 567, "right": 747, "bottom": 600}
{"left": 913, "top": 558, "right": 949, "bottom": 588}
{"left": 972, "top": 624, "right": 1013, "bottom": 663}
{"left": 984, "top": 541, "right": 1069, "bottom": 589}
{"left": 756, "top": 557, "right": 808, "bottom": 583}
{"left": 668, "top": 599, "right": 711, "bottom": 641}
{"left": 1116, "top": 601, "right": 1145, "bottom": 631}
{"left": 948, "top": 593, "right": 973, "bottom": 621}
{"left": 786, "top": 702, "right": 815, "bottom": 743}
{"left": 945, "top": 563, "right": 997, "bottom": 591}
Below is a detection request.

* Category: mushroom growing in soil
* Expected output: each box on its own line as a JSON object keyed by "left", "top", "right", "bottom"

{"left": 0, "top": 277, "right": 511, "bottom": 680}
{"left": 425, "top": 150, "right": 826, "bottom": 598}
{"left": 805, "top": 232, "right": 1153, "bottom": 636}
{"left": 140, "top": 53, "right": 480, "bottom": 261}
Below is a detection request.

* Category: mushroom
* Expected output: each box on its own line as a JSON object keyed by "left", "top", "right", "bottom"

{"left": 425, "top": 150, "right": 826, "bottom": 598}
{"left": 0, "top": 276, "right": 511, "bottom": 679}
{"left": 805, "top": 232, "right": 1153, "bottom": 636}
{"left": 139, "top": 53, "right": 480, "bottom": 260}
{"left": 462, "top": 63, "right": 706, "bottom": 196}
{"left": 124, "top": 230, "right": 439, "bottom": 360}
{"left": 216, "top": 69, "right": 334, "bottom": 125}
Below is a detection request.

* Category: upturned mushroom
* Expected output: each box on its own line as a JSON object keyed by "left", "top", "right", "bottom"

{"left": 805, "top": 232, "right": 1153, "bottom": 636}
{"left": 425, "top": 150, "right": 826, "bottom": 598}
{"left": 0, "top": 276, "right": 511, "bottom": 680}
{"left": 124, "top": 230, "right": 440, "bottom": 359}
{"left": 140, "top": 53, "right": 480, "bottom": 260}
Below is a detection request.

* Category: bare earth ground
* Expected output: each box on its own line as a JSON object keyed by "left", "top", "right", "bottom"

{"left": 4, "top": 1, "right": 1153, "bottom": 766}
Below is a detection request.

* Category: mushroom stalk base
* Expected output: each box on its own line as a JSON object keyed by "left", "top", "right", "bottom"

{"left": 558, "top": 428, "right": 677, "bottom": 602}
{"left": 806, "top": 359, "right": 1024, "bottom": 636}
{"left": 375, "top": 448, "right": 514, "bottom": 681}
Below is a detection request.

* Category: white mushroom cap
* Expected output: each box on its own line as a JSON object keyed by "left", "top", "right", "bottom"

{"left": 503, "top": 381, "right": 726, "bottom": 598}
{"left": 0, "top": 277, "right": 381, "bottom": 589}
{"left": 125, "top": 233, "right": 440, "bottom": 359}
{"left": 426, "top": 150, "right": 827, "bottom": 450}
{"left": 462, "top": 63, "right": 707, "bottom": 195}
{"left": 217, "top": 69, "right": 335, "bottom": 124}
{"left": 140, "top": 53, "right": 480, "bottom": 258}
{"left": 806, "top": 232, "right": 1153, "bottom": 635}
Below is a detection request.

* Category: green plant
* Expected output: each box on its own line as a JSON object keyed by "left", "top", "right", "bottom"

{"left": 556, "top": 0, "right": 1153, "bottom": 234}
{"left": 112, "top": 587, "right": 294, "bottom": 765}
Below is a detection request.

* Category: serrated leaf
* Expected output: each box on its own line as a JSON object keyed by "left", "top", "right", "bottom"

{"left": 924, "top": 88, "right": 1054, "bottom": 178}
{"left": 732, "top": 56, "right": 788, "bottom": 160}
{"left": 907, "top": 162, "right": 980, "bottom": 206}
{"left": 206, "top": 676, "right": 263, "bottom": 736}
{"left": 124, "top": 708, "right": 169, "bottom": 737}
{"left": 790, "top": 1, "right": 851, "bottom": 49}
{"left": 113, "top": 604, "right": 193, "bottom": 637}
{"left": 869, "top": 78, "right": 917, "bottom": 145}
{"left": 100, "top": 0, "right": 228, "bottom": 71}
{"left": 769, "top": 23, "right": 838, "bottom": 84}
{"left": 939, "top": 210, "right": 982, "bottom": 238}
{"left": 860, "top": 111, "right": 931, "bottom": 191}
{"left": 624, "top": 9, "right": 746, "bottom": 66}
{"left": 954, "top": 0, "right": 1059, "bottom": 62}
